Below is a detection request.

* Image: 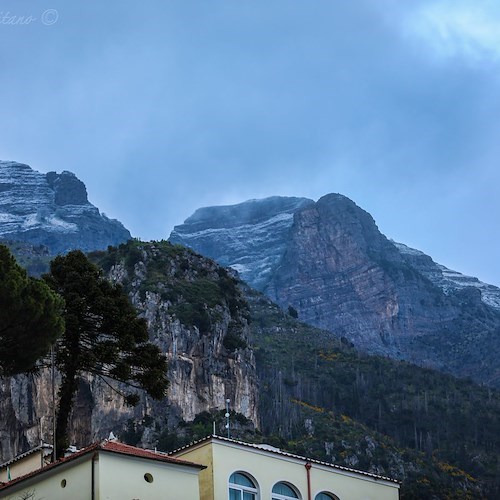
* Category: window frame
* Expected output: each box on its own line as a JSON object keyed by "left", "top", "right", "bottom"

{"left": 314, "top": 493, "right": 340, "bottom": 500}
{"left": 271, "top": 481, "right": 301, "bottom": 500}
{"left": 228, "top": 471, "right": 259, "bottom": 500}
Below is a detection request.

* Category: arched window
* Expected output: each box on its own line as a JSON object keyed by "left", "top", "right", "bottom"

{"left": 272, "top": 482, "right": 300, "bottom": 500}
{"left": 229, "top": 472, "right": 258, "bottom": 500}
{"left": 315, "top": 493, "right": 339, "bottom": 500}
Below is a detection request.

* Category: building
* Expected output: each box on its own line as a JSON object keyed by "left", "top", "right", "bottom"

{"left": 0, "top": 443, "right": 52, "bottom": 483}
{"left": 0, "top": 435, "right": 400, "bottom": 499}
{"left": 171, "top": 435, "right": 400, "bottom": 500}
{"left": 0, "top": 440, "right": 205, "bottom": 500}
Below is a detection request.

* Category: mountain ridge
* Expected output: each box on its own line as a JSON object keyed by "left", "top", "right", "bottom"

{"left": 0, "top": 160, "right": 131, "bottom": 253}
{"left": 171, "top": 196, "right": 313, "bottom": 289}
{"left": 169, "top": 194, "right": 500, "bottom": 387}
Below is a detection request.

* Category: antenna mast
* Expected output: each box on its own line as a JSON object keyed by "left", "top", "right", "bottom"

{"left": 225, "top": 399, "right": 231, "bottom": 438}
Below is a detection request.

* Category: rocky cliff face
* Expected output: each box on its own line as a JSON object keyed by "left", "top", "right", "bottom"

{"left": 170, "top": 194, "right": 500, "bottom": 386}
{"left": 0, "top": 161, "right": 131, "bottom": 253}
{"left": 0, "top": 241, "right": 258, "bottom": 462}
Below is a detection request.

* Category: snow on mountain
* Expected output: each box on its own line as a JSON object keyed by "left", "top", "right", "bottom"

{"left": 170, "top": 196, "right": 314, "bottom": 289}
{"left": 0, "top": 160, "right": 131, "bottom": 253}
{"left": 393, "top": 241, "right": 500, "bottom": 310}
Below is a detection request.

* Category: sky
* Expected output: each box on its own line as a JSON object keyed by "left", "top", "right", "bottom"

{"left": 0, "top": 0, "right": 499, "bottom": 285}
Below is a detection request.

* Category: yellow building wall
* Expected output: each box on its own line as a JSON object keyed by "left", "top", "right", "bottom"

{"left": 1, "top": 457, "right": 91, "bottom": 500}
{"left": 0, "top": 453, "right": 44, "bottom": 482}
{"left": 98, "top": 452, "right": 201, "bottom": 500}
{"left": 176, "top": 439, "right": 400, "bottom": 500}
{"left": 172, "top": 444, "right": 214, "bottom": 500}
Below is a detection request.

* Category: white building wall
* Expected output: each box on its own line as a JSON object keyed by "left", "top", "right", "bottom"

{"left": 0, "top": 453, "right": 43, "bottom": 482}
{"left": 0, "top": 457, "right": 91, "bottom": 500}
{"left": 1, "top": 451, "right": 202, "bottom": 500}
{"left": 98, "top": 452, "right": 201, "bottom": 500}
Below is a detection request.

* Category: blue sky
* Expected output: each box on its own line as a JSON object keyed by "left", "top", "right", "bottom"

{"left": 1, "top": 0, "right": 499, "bottom": 285}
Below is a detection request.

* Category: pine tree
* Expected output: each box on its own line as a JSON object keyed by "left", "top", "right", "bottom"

{"left": 0, "top": 244, "right": 64, "bottom": 376}
{"left": 44, "top": 250, "right": 168, "bottom": 457}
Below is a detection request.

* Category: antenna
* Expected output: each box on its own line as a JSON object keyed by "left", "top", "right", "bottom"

{"left": 225, "top": 399, "right": 231, "bottom": 438}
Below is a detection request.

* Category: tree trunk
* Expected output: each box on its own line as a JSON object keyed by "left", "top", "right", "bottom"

{"left": 55, "top": 365, "right": 79, "bottom": 459}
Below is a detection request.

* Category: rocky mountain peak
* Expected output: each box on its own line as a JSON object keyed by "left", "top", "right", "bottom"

{"left": 0, "top": 241, "right": 258, "bottom": 461}
{"left": 45, "top": 170, "right": 88, "bottom": 206}
{"left": 0, "top": 160, "right": 131, "bottom": 254}
{"left": 307, "top": 193, "right": 400, "bottom": 260}
{"left": 182, "top": 195, "right": 313, "bottom": 230}
{"left": 170, "top": 196, "right": 314, "bottom": 289}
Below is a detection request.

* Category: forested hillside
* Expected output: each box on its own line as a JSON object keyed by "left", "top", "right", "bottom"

{"left": 245, "top": 286, "right": 500, "bottom": 498}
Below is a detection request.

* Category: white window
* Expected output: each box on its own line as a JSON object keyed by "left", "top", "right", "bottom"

{"left": 229, "top": 472, "right": 258, "bottom": 500}
{"left": 272, "top": 482, "right": 300, "bottom": 500}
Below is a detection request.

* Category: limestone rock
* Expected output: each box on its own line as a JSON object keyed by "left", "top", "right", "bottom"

{"left": 0, "top": 242, "right": 258, "bottom": 462}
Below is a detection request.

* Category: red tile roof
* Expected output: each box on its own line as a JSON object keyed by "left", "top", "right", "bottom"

{"left": 97, "top": 440, "right": 204, "bottom": 467}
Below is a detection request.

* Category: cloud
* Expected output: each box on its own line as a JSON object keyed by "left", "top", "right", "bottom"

{"left": 405, "top": 0, "right": 500, "bottom": 61}
{"left": 1, "top": 0, "right": 500, "bottom": 285}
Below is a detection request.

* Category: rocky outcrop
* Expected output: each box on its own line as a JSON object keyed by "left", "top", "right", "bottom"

{"left": 0, "top": 241, "right": 258, "bottom": 462}
{"left": 394, "top": 241, "right": 500, "bottom": 310}
{"left": 170, "top": 194, "right": 500, "bottom": 386}
{"left": 264, "top": 194, "right": 450, "bottom": 354}
{"left": 0, "top": 161, "right": 131, "bottom": 253}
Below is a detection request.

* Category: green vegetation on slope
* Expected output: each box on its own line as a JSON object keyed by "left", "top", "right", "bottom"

{"left": 245, "top": 286, "right": 500, "bottom": 498}
{"left": 0, "top": 240, "right": 52, "bottom": 276}
{"left": 89, "top": 239, "right": 249, "bottom": 349}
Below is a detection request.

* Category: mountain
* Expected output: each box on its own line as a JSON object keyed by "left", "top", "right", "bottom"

{"left": 1, "top": 169, "right": 499, "bottom": 496}
{"left": 394, "top": 241, "right": 500, "bottom": 310}
{"left": 0, "top": 241, "right": 258, "bottom": 462}
{"left": 0, "top": 161, "right": 131, "bottom": 253}
{"left": 2, "top": 241, "right": 498, "bottom": 498}
{"left": 169, "top": 194, "right": 500, "bottom": 387}
{"left": 170, "top": 196, "right": 314, "bottom": 289}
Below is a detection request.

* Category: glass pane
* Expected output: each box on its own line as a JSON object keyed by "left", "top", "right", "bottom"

{"left": 229, "top": 488, "right": 242, "bottom": 500}
{"left": 230, "top": 473, "right": 255, "bottom": 488}
{"left": 243, "top": 492, "right": 256, "bottom": 500}
{"left": 315, "top": 494, "right": 334, "bottom": 500}
{"left": 272, "top": 482, "right": 298, "bottom": 497}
